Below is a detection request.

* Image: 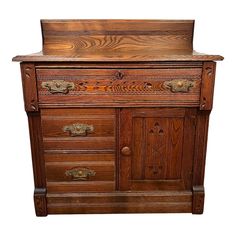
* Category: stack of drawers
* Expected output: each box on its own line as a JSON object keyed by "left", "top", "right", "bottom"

{"left": 42, "top": 108, "right": 116, "bottom": 193}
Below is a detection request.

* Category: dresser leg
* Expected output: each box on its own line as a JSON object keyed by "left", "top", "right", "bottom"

{"left": 192, "top": 186, "right": 205, "bottom": 214}
{"left": 34, "top": 188, "right": 47, "bottom": 216}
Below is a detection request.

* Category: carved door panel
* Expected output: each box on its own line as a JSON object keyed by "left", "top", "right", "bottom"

{"left": 119, "top": 108, "right": 196, "bottom": 191}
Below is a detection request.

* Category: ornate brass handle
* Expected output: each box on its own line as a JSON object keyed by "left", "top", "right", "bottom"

{"left": 63, "top": 123, "right": 94, "bottom": 136}
{"left": 41, "top": 80, "right": 75, "bottom": 94}
{"left": 163, "top": 79, "right": 195, "bottom": 93}
{"left": 65, "top": 167, "right": 96, "bottom": 181}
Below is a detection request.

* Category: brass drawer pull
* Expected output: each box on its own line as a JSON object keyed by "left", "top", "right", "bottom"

{"left": 41, "top": 80, "right": 75, "bottom": 94}
{"left": 164, "top": 79, "right": 195, "bottom": 93}
{"left": 63, "top": 123, "right": 94, "bottom": 136}
{"left": 65, "top": 167, "right": 96, "bottom": 181}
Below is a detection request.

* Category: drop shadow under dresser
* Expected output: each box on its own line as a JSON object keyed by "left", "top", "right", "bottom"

{"left": 13, "top": 20, "right": 223, "bottom": 216}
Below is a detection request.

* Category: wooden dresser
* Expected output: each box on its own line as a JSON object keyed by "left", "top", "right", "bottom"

{"left": 13, "top": 20, "right": 223, "bottom": 216}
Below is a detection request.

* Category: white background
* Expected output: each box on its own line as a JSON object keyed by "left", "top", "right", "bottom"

{"left": 0, "top": 0, "right": 235, "bottom": 235}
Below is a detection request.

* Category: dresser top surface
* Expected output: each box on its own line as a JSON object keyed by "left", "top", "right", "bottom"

{"left": 13, "top": 20, "right": 223, "bottom": 62}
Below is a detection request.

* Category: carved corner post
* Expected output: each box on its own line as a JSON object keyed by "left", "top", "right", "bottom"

{"left": 21, "top": 63, "right": 47, "bottom": 216}
{"left": 200, "top": 61, "right": 216, "bottom": 110}
{"left": 192, "top": 61, "right": 216, "bottom": 214}
{"left": 20, "top": 63, "right": 38, "bottom": 112}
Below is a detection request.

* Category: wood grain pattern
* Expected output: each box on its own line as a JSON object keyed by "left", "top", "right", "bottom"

{"left": 36, "top": 68, "right": 201, "bottom": 107}
{"left": 192, "top": 110, "right": 210, "bottom": 213}
{"left": 41, "top": 112, "right": 115, "bottom": 138}
{"left": 12, "top": 20, "right": 223, "bottom": 62}
{"left": 13, "top": 51, "right": 224, "bottom": 62}
{"left": 200, "top": 61, "right": 216, "bottom": 110}
{"left": 34, "top": 61, "right": 204, "bottom": 69}
{"left": 41, "top": 20, "right": 194, "bottom": 55}
{"left": 27, "top": 112, "right": 47, "bottom": 216}
{"left": 46, "top": 161, "right": 114, "bottom": 181}
{"left": 192, "top": 186, "right": 205, "bottom": 214}
{"left": 47, "top": 181, "right": 115, "bottom": 193}
{"left": 13, "top": 20, "right": 223, "bottom": 215}
{"left": 47, "top": 191, "right": 192, "bottom": 214}
{"left": 119, "top": 108, "right": 196, "bottom": 192}
{"left": 41, "top": 108, "right": 116, "bottom": 151}
{"left": 28, "top": 112, "right": 46, "bottom": 188}
{"left": 44, "top": 153, "right": 115, "bottom": 162}
{"left": 47, "top": 201, "right": 191, "bottom": 214}
{"left": 193, "top": 111, "right": 209, "bottom": 187}
{"left": 41, "top": 19, "right": 194, "bottom": 33}
{"left": 34, "top": 188, "right": 47, "bottom": 216}
{"left": 20, "top": 63, "right": 38, "bottom": 111}
{"left": 45, "top": 151, "right": 115, "bottom": 183}
{"left": 181, "top": 109, "right": 196, "bottom": 189}
{"left": 132, "top": 117, "right": 183, "bottom": 180}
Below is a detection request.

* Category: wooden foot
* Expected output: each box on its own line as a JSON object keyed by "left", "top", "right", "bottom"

{"left": 34, "top": 188, "right": 47, "bottom": 216}
{"left": 192, "top": 186, "right": 205, "bottom": 214}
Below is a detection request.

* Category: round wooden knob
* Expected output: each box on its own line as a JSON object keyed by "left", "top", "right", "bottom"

{"left": 121, "top": 146, "right": 131, "bottom": 156}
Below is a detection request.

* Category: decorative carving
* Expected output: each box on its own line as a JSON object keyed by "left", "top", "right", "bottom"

{"left": 205, "top": 67, "right": 213, "bottom": 76}
{"left": 63, "top": 123, "right": 94, "bottom": 136}
{"left": 21, "top": 64, "right": 38, "bottom": 112}
{"left": 30, "top": 100, "right": 37, "bottom": 111}
{"left": 149, "top": 145, "right": 165, "bottom": 176}
{"left": 65, "top": 167, "right": 96, "bottom": 181}
{"left": 25, "top": 67, "right": 32, "bottom": 79}
{"left": 39, "top": 76, "right": 200, "bottom": 96}
{"left": 144, "top": 82, "right": 153, "bottom": 89}
{"left": 164, "top": 79, "right": 195, "bottom": 92}
{"left": 149, "top": 122, "right": 164, "bottom": 135}
{"left": 146, "top": 121, "right": 165, "bottom": 177}
{"left": 200, "top": 97, "right": 207, "bottom": 109}
{"left": 41, "top": 80, "right": 75, "bottom": 94}
{"left": 200, "top": 62, "right": 216, "bottom": 110}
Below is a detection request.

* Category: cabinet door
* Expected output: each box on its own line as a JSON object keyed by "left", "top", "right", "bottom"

{"left": 119, "top": 108, "right": 196, "bottom": 191}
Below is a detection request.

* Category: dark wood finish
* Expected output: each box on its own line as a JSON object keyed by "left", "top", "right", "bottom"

{"left": 200, "top": 62, "right": 216, "bottom": 110}
{"left": 34, "top": 61, "right": 203, "bottom": 68}
{"left": 47, "top": 191, "right": 192, "bottom": 214}
{"left": 47, "top": 181, "right": 115, "bottom": 193}
{"left": 192, "top": 110, "right": 210, "bottom": 213}
{"left": 27, "top": 112, "right": 47, "bottom": 216}
{"left": 46, "top": 161, "right": 115, "bottom": 182}
{"left": 13, "top": 20, "right": 223, "bottom": 216}
{"left": 20, "top": 63, "right": 38, "bottom": 111}
{"left": 34, "top": 188, "right": 47, "bottom": 216}
{"left": 36, "top": 68, "right": 202, "bottom": 107}
{"left": 41, "top": 108, "right": 115, "bottom": 138}
{"left": 119, "top": 108, "right": 196, "bottom": 191}
{"left": 41, "top": 108, "right": 115, "bottom": 150}
{"left": 192, "top": 186, "right": 205, "bottom": 214}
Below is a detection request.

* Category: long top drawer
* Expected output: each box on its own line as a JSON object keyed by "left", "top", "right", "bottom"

{"left": 36, "top": 68, "right": 202, "bottom": 107}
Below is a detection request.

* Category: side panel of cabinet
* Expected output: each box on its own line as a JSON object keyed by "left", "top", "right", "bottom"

{"left": 119, "top": 108, "right": 196, "bottom": 191}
